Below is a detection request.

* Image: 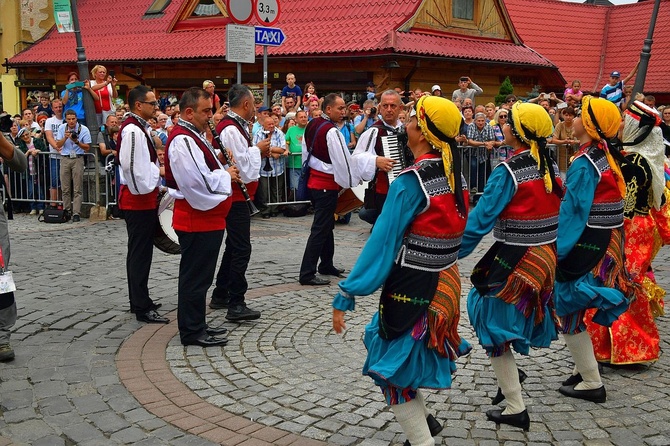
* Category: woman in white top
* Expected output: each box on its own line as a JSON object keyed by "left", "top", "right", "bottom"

{"left": 90, "top": 65, "right": 118, "bottom": 126}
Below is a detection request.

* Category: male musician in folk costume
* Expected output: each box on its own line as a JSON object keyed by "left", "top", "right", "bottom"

{"left": 352, "top": 90, "right": 405, "bottom": 225}
{"left": 118, "top": 85, "right": 169, "bottom": 324}
{"left": 165, "top": 87, "right": 239, "bottom": 347}
{"left": 209, "top": 84, "right": 271, "bottom": 321}
{"left": 299, "top": 94, "right": 363, "bottom": 286}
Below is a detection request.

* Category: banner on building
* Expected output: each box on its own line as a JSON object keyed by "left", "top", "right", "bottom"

{"left": 53, "top": 0, "right": 74, "bottom": 33}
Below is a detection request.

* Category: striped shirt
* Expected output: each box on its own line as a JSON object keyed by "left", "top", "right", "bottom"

{"left": 600, "top": 80, "right": 624, "bottom": 107}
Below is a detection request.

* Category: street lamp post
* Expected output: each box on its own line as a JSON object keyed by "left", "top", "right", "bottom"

{"left": 69, "top": 0, "right": 103, "bottom": 215}
{"left": 631, "top": 0, "right": 662, "bottom": 102}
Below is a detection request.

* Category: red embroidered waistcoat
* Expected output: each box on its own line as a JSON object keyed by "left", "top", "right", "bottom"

{"left": 304, "top": 117, "right": 339, "bottom": 190}
{"left": 574, "top": 143, "right": 624, "bottom": 229}
{"left": 395, "top": 154, "right": 469, "bottom": 271}
{"left": 215, "top": 116, "right": 258, "bottom": 202}
{"left": 164, "top": 124, "right": 232, "bottom": 232}
{"left": 494, "top": 150, "right": 563, "bottom": 245}
{"left": 117, "top": 115, "right": 158, "bottom": 210}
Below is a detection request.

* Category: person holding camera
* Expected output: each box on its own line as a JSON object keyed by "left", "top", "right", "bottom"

{"left": 352, "top": 90, "right": 404, "bottom": 225}
{"left": 452, "top": 76, "right": 483, "bottom": 106}
{"left": 90, "top": 65, "right": 118, "bottom": 127}
{"left": 61, "top": 72, "right": 98, "bottom": 125}
{"left": 56, "top": 109, "right": 91, "bottom": 222}
{"left": 354, "top": 100, "right": 377, "bottom": 136}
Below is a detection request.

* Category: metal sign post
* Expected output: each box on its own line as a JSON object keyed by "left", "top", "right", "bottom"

{"left": 226, "top": 0, "right": 255, "bottom": 83}
{"left": 70, "top": 0, "right": 102, "bottom": 212}
{"left": 226, "top": 24, "right": 256, "bottom": 84}
{"left": 254, "top": 26, "right": 286, "bottom": 106}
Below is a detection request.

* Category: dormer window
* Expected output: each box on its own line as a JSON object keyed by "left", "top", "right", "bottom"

{"left": 145, "top": 0, "right": 171, "bottom": 16}
{"left": 192, "top": 0, "right": 223, "bottom": 17}
{"left": 453, "top": 0, "right": 474, "bottom": 21}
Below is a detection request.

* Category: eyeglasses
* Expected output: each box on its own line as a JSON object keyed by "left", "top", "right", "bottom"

{"left": 506, "top": 99, "right": 516, "bottom": 103}
{"left": 499, "top": 115, "right": 508, "bottom": 118}
{"left": 139, "top": 101, "right": 159, "bottom": 107}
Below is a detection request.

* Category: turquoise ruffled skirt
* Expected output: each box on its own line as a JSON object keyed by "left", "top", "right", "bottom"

{"left": 467, "top": 288, "right": 557, "bottom": 356}
{"left": 362, "top": 312, "right": 471, "bottom": 391}
{"left": 554, "top": 275, "right": 629, "bottom": 332}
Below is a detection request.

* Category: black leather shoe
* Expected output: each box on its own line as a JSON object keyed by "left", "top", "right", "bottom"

{"left": 182, "top": 335, "right": 228, "bottom": 347}
{"left": 209, "top": 296, "right": 230, "bottom": 309}
{"left": 226, "top": 304, "right": 261, "bottom": 321}
{"left": 425, "top": 414, "right": 443, "bottom": 436}
{"left": 492, "top": 368, "right": 528, "bottom": 405}
{"left": 318, "top": 266, "right": 345, "bottom": 277}
{"left": 562, "top": 373, "right": 583, "bottom": 386}
{"left": 486, "top": 409, "right": 530, "bottom": 431}
{"left": 130, "top": 302, "right": 162, "bottom": 314}
{"left": 403, "top": 414, "right": 443, "bottom": 445}
{"left": 558, "top": 384, "right": 606, "bottom": 403}
{"left": 136, "top": 310, "right": 169, "bottom": 324}
{"left": 206, "top": 325, "right": 228, "bottom": 336}
{"left": 300, "top": 277, "right": 331, "bottom": 286}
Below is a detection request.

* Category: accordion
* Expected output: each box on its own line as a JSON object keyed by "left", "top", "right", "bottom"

{"left": 381, "top": 132, "right": 413, "bottom": 183}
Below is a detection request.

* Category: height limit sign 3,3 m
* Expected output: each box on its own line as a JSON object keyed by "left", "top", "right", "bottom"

{"left": 254, "top": 0, "right": 280, "bottom": 26}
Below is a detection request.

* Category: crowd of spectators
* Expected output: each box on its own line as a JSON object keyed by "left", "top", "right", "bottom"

{"left": 2, "top": 64, "right": 669, "bottom": 219}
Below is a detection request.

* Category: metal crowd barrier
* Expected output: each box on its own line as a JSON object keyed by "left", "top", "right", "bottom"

{"left": 256, "top": 152, "right": 309, "bottom": 208}
{"left": 1, "top": 152, "right": 102, "bottom": 211}
{"left": 255, "top": 145, "right": 562, "bottom": 207}
{"left": 102, "top": 154, "right": 119, "bottom": 211}
{"left": 5, "top": 146, "right": 564, "bottom": 212}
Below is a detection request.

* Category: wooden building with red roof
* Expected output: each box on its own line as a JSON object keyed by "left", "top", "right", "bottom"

{"left": 504, "top": 0, "right": 670, "bottom": 103}
{"left": 5, "top": 0, "right": 564, "bottom": 107}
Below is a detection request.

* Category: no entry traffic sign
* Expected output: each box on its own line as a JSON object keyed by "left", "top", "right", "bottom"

{"left": 226, "top": 0, "right": 254, "bottom": 25}
{"left": 254, "top": 0, "right": 280, "bottom": 26}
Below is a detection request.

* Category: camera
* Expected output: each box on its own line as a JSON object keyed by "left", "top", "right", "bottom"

{"left": 369, "top": 107, "right": 377, "bottom": 117}
{"left": 70, "top": 130, "right": 79, "bottom": 141}
{"left": 109, "top": 69, "right": 115, "bottom": 78}
{"left": 0, "top": 112, "right": 12, "bottom": 133}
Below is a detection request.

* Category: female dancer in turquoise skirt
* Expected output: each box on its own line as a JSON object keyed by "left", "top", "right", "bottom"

{"left": 554, "top": 96, "right": 632, "bottom": 402}
{"left": 459, "top": 102, "right": 563, "bottom": 431}
{"left": 332, "top": 96, "right": 470, "bottom": 446}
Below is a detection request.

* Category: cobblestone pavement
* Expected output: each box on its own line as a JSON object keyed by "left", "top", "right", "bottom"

{"left": 1, "top": 211, "right": 670, "bottom": 445}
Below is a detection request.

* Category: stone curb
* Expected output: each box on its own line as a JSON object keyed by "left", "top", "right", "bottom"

{"left": 117, "top": 283, "right": 326, "bottom": 446}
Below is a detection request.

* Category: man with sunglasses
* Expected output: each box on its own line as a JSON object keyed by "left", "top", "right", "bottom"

{"left": 501, "top": 94, "right": 518, "bottom": 110}
{"left": 117, "top": 85, "right": 169, "bottom": 324}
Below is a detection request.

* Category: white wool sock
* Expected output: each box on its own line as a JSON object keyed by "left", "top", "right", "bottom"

{"left": 391, "top": 398, "right": 434, "bottom": 446}
{"left": 563, "top": 331, "right": 603, "bottom": 391}
{"left": 490, "top": 350, "right": 526, "bottom": 415}
{"left": 415, "top": 390, "right": 429, "bottom": 417}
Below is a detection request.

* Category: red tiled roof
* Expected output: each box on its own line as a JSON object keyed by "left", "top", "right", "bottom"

{"left": 504, "top": 0, "right": 670, "bottom": 93}
{"left": 393, "top": 32, "right": 554, "bottom": 66}
{"left": 604, "top": 1, "right": 670, "bottom": 94}
{"left": 8, "top": 0, "right": 555, "bottom": 68}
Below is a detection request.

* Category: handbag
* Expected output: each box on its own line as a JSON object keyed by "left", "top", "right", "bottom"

{"left": 38, "top": 208, "right": 70, "bottom": 223}
{"left": 296, "top": 162, "right": 312, "bottom": 201}
{"left": 296, "top": 121, "right": 329, "bottom": 201}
